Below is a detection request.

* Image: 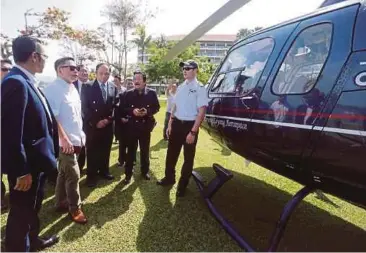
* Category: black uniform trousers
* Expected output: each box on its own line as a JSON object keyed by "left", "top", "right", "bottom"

{"left": 5, "top": 172, "right": 46, "bottom": 252}
{"left": 86, "top": 124, "right": 114, "bottom": 179}
{"left": 125, "top": 125, "right": 151, "bottom": 177}
{"left": 164, "top": 118, "right": 198, "bottom": 189}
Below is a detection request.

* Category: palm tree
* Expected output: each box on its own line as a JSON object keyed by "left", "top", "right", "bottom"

{"left": 131, "top": 24, "right": 152, "bottom": 64}
{"left": 102, "top": 0, "right": 139, "bottom": 78}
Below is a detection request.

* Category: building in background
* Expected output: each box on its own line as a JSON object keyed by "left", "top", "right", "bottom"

{"left": 137, "top": 34, "right": 237, "bottom": 65}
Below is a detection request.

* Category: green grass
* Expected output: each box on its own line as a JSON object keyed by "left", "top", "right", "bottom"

{"left": 1, "top": 100, "right": 366, "bottom": 251}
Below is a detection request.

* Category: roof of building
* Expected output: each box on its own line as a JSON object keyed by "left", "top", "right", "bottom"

{"left": 166, "top": 34, "right": 237, "bottom": 42}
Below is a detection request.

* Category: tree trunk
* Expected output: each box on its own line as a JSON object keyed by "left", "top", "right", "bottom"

{"left": 123, "top": 27, "right": 128, "bottom": 79}
{"left": 141, "top": 45, "right": 144, "bottom": 64}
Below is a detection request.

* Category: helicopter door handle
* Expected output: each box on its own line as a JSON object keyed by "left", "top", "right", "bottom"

{"left": 239, "top": 96, "right": 253, "bottom": 109}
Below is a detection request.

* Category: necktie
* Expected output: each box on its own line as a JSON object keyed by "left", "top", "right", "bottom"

{"left": 101, "top": 83, "right": 107, "bottom": 102}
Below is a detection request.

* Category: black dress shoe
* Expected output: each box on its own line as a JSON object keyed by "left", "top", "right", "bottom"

{"left": 31, "top": 235, "right": 59, "bottom": 251}
{"left": 123, "top": 176, "right": 131, "bottom": 184}
{"left": 156, "top": 178, "right": 175, "bottom": 186}
{"left": 142, "top": 173, "right": 150, "bottom": 180}
{"left": 176, "top": 189, "right": 185, "bottom": 197}
{"left": 86, "top": 178, "right": 97, "bottom": 188}
{"left": 99, "top": 173, "right": 114, "bottom": 180}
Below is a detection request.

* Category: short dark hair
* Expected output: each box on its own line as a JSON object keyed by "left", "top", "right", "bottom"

{"left": 96, "top": 63, "right": 109, "bottom": 72}
{"left": 114, "top": 75, "right": 121, "bottom": 81}
{"left": 12, "top": 36, "right": 42, "bottom": 63}
{"left": 54, "top": 57, "right": 75, "bottom": 71}
{"left": 133, "top": 71, "right": 147, "bottom": 82}
{"left": 1, "top": 59, "right": 12, "bottom": 65}
{"left": 77, "top": 64, "right": 86, "bottom": 71}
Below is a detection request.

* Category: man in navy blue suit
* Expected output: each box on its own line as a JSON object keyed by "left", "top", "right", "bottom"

{"left": 1, "top": 36, "right": 60, "bottom": 252}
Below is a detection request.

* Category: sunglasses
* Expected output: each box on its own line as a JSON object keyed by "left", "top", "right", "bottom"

{"left": 60, "top": 65, "right": 78, "bottom": 71}
{"left": 1, "top": 67, "right": 11, "bottom": 72}
{"left": 182, "top": 67, "right": 194, "bottom": 71}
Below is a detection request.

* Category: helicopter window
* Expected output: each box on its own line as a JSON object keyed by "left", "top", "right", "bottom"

{"left": 272, "top": 23, "right": 332, "bottom": 95}
{"left": 219, "top": 38, "right": 274, "bottom": 73}
{"left": 210, "top": 37, "right": 274, "bottom": 95}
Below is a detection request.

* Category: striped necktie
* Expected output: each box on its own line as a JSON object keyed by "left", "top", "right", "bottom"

{"left": 101, "top": 83, "right": 107, "bottom": 102}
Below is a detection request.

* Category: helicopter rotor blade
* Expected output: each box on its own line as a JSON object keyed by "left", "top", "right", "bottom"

{"left": 163, "top": 0, "right": 252, "bottom": 61}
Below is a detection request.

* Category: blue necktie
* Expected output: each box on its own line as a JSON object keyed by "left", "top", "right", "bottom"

{"left": 101, "top": 83, "right": 107, "bottom": 102}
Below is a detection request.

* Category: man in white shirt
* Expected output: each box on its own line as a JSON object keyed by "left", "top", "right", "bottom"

{"left": 43, "top": 57, "right": 87, "bottom": 224}
{"left": 157, "top": 60, "right": 209, "bottom": 197}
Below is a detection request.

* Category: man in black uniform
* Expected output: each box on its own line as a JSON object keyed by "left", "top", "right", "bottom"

{"left": 121, "top": 71, "right": 160, "bottom": 184}
{"left": 81, "top": 63, "right": 118, "bottom": 187}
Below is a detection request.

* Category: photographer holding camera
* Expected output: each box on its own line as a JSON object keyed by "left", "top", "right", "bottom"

{"left": 120, "top": 71, "right": 160, "bottom": 184}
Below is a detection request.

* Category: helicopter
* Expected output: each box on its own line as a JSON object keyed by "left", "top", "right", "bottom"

{"left": 163, "top": 0, "right": 366, "bottom": 251}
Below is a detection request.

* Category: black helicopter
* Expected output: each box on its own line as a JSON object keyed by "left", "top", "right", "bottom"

{"left": 163, "top": 0, "right": 366, "bottom": 251}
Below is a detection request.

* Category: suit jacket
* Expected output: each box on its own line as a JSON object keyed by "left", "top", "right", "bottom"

{"left": 121, "top": 87, "right": 160, "bottom": 132}
{"left": 81, "top": 80, "right": 118, "bottom": 131}
{"left": 1, "top": 67, "right": 59, "bottom": 178}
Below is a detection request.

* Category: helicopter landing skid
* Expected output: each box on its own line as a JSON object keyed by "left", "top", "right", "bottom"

{"left": 192, "top": 163, "right": 314, "bottom": 252}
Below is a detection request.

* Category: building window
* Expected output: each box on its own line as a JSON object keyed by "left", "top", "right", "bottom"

{"left": 209, "top": 37, "right": 274, "bottom": 95}
{"left": 272, "top": 23, "right": 332, "bottom": 95}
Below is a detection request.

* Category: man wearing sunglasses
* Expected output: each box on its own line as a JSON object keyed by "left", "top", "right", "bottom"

{"left": 157, "top": 60, "right": 209, "bottom": 197}
{"left": 43, "top": 57, "right": 87, "bottom": 224}
{"left": 1, "top": 35, "right": 59, "bottom": 251}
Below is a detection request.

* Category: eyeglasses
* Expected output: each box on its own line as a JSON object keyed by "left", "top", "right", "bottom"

{"left": 1, "top": 67, "right": 11, "bottom": 72}
{"left": 60, "top": 65, "right": 78, "bottom": 71}
{"left": 182, "top": 67, "right": 194, "bottom": 71}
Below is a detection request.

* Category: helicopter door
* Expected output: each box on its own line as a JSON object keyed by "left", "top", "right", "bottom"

{"left": 205, "top": 22, "right": 298, "bottom": 156}
{"left": 251, "top": 4, "right": 358, "bottom": 171}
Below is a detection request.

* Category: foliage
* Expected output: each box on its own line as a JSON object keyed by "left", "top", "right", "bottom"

{"left": 236, "top": 26, "right": 263, "bottom": 40}
{"left": 131, "top": 24, "right": 152, "bottom": 63}
{"left": 0, "top": 33, "right": 12, "bottom": 60}
{"left": 144, "top": 41, "right": 214, "bottom": 84}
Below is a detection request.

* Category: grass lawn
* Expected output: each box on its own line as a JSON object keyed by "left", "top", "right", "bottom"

{"left": 1, "top": 100, "right": 366, "bottom": 251}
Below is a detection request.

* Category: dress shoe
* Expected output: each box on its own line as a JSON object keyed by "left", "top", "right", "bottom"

{"left": 156, "top": 177, "right": 175, "bottom": 186}
{"left": 123, "top": 175, "right": 132, "bottom": 184}
{"left": 142, "top": 173, "right": 150, "bottom": 180}
{"left": 86, "top": 177, "right": 97, "bottom": 187}
{"left": 70, "top": 208, "right": 87, "bottom": 224}
{"left": 99, "top": 173, "right": 114, "bottom": 180}
{"left": 176, "top": 188, "right": 186, "bottom": 197}
{"left": 30, "top": 235, "right": 59, "bottom": 251}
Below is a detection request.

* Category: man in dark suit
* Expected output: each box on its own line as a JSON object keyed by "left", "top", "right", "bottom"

{"left": 81, "top": 63, "right": 117, "bottom": 187}
{"left": 73, "top": 64, "right": 89, "bottom": 173}
{"left": 1, "top": 35, "right": 59, "bottom": 252}
{"left": 1, "top": 59, "right": 13, "bottom": 211}
{"left": 120, "top": 71, "right": 160, "bottom": 184}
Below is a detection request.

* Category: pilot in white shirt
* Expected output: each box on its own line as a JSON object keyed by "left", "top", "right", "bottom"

{"left": 157, "top": 60, "right": 209, "bottom": 197}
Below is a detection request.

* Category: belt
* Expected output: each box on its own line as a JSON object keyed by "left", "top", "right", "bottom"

{"left": 173, "top": 117, "right": 195, "bottom": 123}
{"left": 73, "top": 146, "right": 83, "bottom": 155}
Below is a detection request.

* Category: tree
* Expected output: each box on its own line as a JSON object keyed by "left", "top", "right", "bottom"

{"left": 131, "top": 24, "right": 152, "bottom": 64}
{"left": 145, "top": 40, "right": 214, "bottom": 84}
{"left": 102, "top": 0, "right": 140, "bottom": 79}
{"left": 1, "top": 33, "right": 12, "bottom": 59}
{"left": 236, "top": 26, "right": 263, "bottom": 40}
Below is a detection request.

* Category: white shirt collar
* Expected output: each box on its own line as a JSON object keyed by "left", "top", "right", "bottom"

{"left": 15, "top": 64, "right": 38, "bottom": 86}
{"left": 97, "top": 80, "right": 107, "bottom": 87}
{"left": 185, "top": 77, "right": 198, "bottom": 86}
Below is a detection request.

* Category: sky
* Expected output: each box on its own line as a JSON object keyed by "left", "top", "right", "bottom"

{"left": 1, "top": 0, "right": 324, "bottom": 79}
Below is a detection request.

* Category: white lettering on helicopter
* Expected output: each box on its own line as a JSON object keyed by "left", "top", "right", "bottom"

{"left": 355, "top": 71, "right": 366, "bottom": 87}
{"left": 205, "top": 117, "right": 248, "bottom": 131}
